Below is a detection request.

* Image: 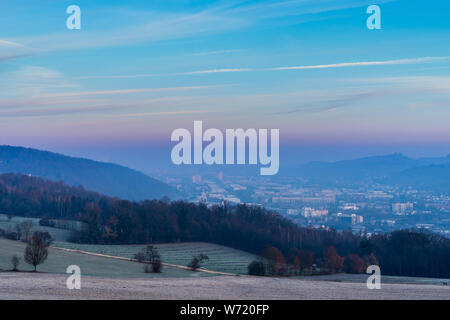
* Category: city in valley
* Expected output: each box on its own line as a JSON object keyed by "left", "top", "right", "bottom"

{"left": 156, "top": 165, "right": 450, "bottom": 237}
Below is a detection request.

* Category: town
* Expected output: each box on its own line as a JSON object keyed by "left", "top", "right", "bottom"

{"left": 156, "top": 169, "right": 450, "bottom": 237}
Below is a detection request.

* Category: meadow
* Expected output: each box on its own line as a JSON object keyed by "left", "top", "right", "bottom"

{"left": 0, "top": 214, "right": 74, "bottom": 242}
{"left": 54, "top": 241, "right": 258, "bottom": 275}
{"left": 0, "top": 238, "right": 206, "bottom": 278}
{"left": 0, "top": 214, "right": 257, "bottom": 275}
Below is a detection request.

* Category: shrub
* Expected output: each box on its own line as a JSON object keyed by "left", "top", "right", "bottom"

{"left": 188, "top": 254, "right": 209, "bottom": 271}
{"left": 248, "top": 260, "right": 266, "bottom": 276}
{"left": 151, "top": 260, "right": 162, "bottom": 273}
{"left": 39, "top": 217, "right": 55, "bottom": 227}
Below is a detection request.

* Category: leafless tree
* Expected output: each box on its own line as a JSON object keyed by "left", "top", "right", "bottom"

{"left": 11, "top": 255, "right": 20, "bottom": 271}
{"left": 135, "top": 245, "right": 163, "bottom": 273}
{"left": 188, "top": 254, "right": 209, "bottom": 271}
{"left": 14, "top": 223, "right": 22, "bottom": 241}
{"left": 20, "top": 221, "right": 34, "bottom": 242}
{"left": 24, "top": 232, "right": 50, "bottom": 271}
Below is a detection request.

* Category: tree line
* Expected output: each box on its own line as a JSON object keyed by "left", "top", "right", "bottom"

{"left": 0, "top": 173, "right": 449, "bottom": 278}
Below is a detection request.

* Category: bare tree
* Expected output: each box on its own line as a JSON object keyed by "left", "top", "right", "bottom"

{"left": 188, "top": 254, "right": 209, "bottom": 271}
{"left": 14, "top": 223, "right": 22, "bottom": 241}
{"left": 19, "top": 221, "right": 34, "bottom": 242}
{"left": 24, "top": 232, "right": 51, "bottom": 271}
{"left": 11, "top": 255, "right": 20, "bottom": 271}
{"left": 134, "top": 245, "right": 163, "bottom": 273}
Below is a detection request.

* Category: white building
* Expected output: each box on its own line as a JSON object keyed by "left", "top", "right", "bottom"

{"left": 392, "top": 202, "right": 413, "bottom": 215}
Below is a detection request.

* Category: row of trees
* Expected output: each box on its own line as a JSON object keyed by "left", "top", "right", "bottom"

{"left": 0, "top": 173, "right": 449, "bottom": 278}
{"left": 248, "top": 245, "right": 379, "bottom": 276}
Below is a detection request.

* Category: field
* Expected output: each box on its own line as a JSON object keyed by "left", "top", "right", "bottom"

{"left": 1, "top": 272, "right": 449, "bottom": 300}
{"left": 0, "top": 214, "right": 73, "bottom": 242}
{"left": 1, "top": 214, "right": 257, "bottom": 275}
{"left": 54, "top": 241, "right": 258, "bottom": 275}
{"left": 1, "top": 237, "right": 449, "bottom": 300}
{"left": 300, "top": 273, "right": 450, "bottom": 286}
{"left": 0, "top": 238, "right": 208, "bottom": 278}
{"left": 1, "top": 214, "right": 449, "bottom": 300}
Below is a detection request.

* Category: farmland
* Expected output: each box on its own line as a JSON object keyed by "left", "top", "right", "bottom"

{"left": 0, "top": 238, "right": 207, "bottom": 278}
{"left": 0, "top": 214, "right": 74, "bottom": 242}
{"left": 1, "top": 214, "right": 257, "bottom": 275}
{"left": 54, "top": 241, "right": 258, "bottom": 275}
{"left": 1, "top": 272, "right": 449, "bottom": 300}
{"left": 1, "top": 213, "right": 449, "bottom": 301}
{"left": 1, "top": 236, "right": 449, "bottom": 300}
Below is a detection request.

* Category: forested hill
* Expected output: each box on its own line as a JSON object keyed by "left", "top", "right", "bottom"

{"left": 0, "top": 145, "right": 177, "bottom": 201}
{"left": 0, "top": 173, "right": 449, "bottom": 279}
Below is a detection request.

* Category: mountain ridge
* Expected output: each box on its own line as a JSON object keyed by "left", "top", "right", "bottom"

{"left": 287, "top": 153, "right": 450, "bottom": 186}
{"left": 0, "top": 145, "right": 178, "bottom": 201}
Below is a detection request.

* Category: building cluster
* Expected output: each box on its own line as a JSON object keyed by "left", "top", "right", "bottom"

{"left": 156, "top": 171, "right": 450, "bottom": 237}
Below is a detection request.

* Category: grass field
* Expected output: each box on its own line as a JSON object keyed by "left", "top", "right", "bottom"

{"left": 54, "top": 241, "right": 258, "bottom": 275}
{"left": 0, "top": 238, "right": 209, "bottom": 278}
{"left": 1, "top": 214, "right": 257, "bottom": 275}
{"left": 0, "top": 214, "right": 74, "bottom": 242}
{"left": 2, "top": 272, "right": 449, "bottom": 300}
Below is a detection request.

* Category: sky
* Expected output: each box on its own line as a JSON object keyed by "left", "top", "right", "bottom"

{"left": 1, "top": 0, "right": 450, "bottom": 173}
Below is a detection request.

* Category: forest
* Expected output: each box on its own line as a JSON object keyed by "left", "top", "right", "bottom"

{"left": 0, "top": 173, "right": 449, "bottom": 278}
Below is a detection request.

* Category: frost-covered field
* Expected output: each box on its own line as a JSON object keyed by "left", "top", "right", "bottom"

{"left": 1, "top": 273, "right": 449, "bottom": 300}
{"left": 0, "top": 214, "right": 74, "bottom": 242}
{"left": 0, "top": 238, "right": 209, "bottom": 278}
{"left": 54, "top": 241, "right": 257, "bottom": 274}
{"left": 1, "top": 237, "right": 449, "bottom": 300}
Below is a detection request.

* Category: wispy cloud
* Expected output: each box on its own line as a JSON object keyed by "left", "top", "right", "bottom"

{"left": 191, "top": 49, "right": 245, "bottom": 56}
{"left": 0, "top": 66, "right": 78, "bottom": 98}
{"left": 77, "top": 70, "right": 250, "bottom": 79}
{"left": 76, "top": 56, "right": 450, "bottom": 79}
{"left": 7, "top": 10, "right": 247, "bottom": 55}
{"left": 0, "top": 39, "right": 32, "bottom": 62}
{"left": 106, "top": 110, "right": 213, "bottom": 118}
{"left": 267, "top": 56, "right": 450, "bottom": 71}
{"left": 36, "top": 85, "right": 229, "bottom": 99}
{"left": 3, "top": 0, "right": 391, "bottom": 58}
{"left": 0, "top": 39, "right": 24, "bottom": 48}
{"left": 180, "top": 68, "right": 252, "bottom": 75}
{"left": 225, "top": 0, "right": 396, "bottom": 21}
{"left": 0, "top": 53, "right": 30, "bottom": 62}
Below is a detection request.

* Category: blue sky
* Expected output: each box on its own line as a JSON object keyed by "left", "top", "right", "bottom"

{"left": 1, "top": 0, "right": 450, "bottom": 171}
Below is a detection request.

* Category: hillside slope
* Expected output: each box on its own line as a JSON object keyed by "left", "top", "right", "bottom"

{"left": 0, "top": 145, "right": 177, "bottom": 201}
{"left": 0, "top": 238, "right": 198, "bottom": 278}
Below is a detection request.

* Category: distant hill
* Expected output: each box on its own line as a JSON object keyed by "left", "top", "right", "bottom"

{"left": 385, "top": 164, "right": 450, "bottom": 192}
{"left": 0, "top": 145, "right": 178, "bottom": 201}
{"left": 289, "top": 153, "right": 450, "bottom": 185}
